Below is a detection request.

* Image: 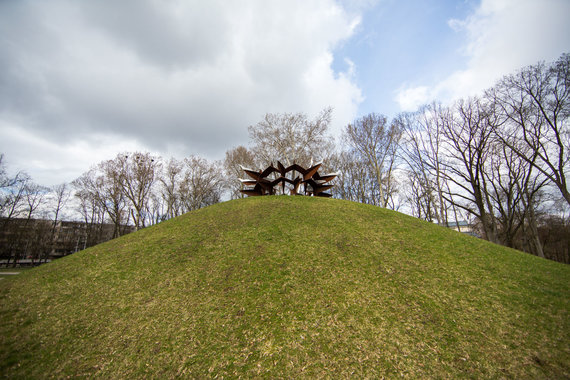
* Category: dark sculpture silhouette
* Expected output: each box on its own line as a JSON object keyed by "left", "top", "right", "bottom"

{"left": 239, "top": 161, "right": 337, "bottom": 197}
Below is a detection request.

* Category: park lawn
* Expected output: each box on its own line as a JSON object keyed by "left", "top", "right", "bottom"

{"left": 1, "top": 196, "right": 569, "bottom": 378}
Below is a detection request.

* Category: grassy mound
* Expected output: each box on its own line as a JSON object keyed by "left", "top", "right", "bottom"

{"left": 1, "top": 196, "right": 569, "bottom": 378}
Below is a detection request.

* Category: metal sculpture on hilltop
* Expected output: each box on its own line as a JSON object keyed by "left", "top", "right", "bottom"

{"left": 239, "top": 161, "right": 338, "bottom": 197}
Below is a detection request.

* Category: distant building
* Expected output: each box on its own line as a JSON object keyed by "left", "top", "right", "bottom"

{"left": 439, "top": 220, "right": 478, "bottom": 237}
{"left": 0, "top": 218, "right": 135, "bottom": 267}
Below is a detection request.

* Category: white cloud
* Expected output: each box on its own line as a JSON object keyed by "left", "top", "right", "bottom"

{"left": 1, "top": 120, "right": 147, "bottom": 186}
{"left": 394, "top": 86, "right": 430, "bottom": 112}
{"left": 0, "top": 0, "right": 363, "bottom": 184}
{"left": 395, "top": 0, "right": 570, "bottom": 111}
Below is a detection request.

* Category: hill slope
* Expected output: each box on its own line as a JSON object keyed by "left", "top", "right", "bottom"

{"left": 1, "top": 196, "right": 569, "bottom": 378}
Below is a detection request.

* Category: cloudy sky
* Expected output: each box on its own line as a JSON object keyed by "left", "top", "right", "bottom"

{"left": 1, "top": 0, "right": 569, "bottom": 186}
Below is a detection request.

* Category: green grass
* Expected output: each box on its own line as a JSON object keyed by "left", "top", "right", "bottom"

{"left": 1, "top": 196, "right": 569, "bottom": 378}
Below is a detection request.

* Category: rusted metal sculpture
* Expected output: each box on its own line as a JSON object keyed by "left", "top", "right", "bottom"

{"left": 239, "top": 161, "right": 338, "bottom": 197}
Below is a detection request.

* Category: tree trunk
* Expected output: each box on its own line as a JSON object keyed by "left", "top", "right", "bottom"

{"left": 527, "top": 206, "right": 545, "bottom": 258}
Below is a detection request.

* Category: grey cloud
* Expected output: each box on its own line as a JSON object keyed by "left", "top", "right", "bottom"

{"left": 0, "top": 0, "right": 362, "bottom": 170}
{"left": 78, "top": 0, "right": 232, "bottom": 70}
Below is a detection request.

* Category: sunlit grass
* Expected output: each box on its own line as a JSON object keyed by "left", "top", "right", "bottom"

{"left": 1, "top": 196, "right": 568, "bottom": 378}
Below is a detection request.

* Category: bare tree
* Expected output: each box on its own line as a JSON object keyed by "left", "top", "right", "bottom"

{"left": 483, "top": 136, "right": 549, "bottom": 254}
{"left": 50, "top": 183, "right": 70, "bottom": 228}
{"left": 343, "top": 113, "right": 402, "bottom": 208}
{"left": 179, "top": 156, "right": 224, "bottom": 212}
{"left": 224, "top": 146, "right": 256, "bottom": 199}
{"left": 74, "top": 186, "right": 106, "bottom": 249}
{"left": 146, "top": 191, "right": 166, "bottom": 225}
{"left": 517, "top": 177, "right": 548, "bottom": 258}
{"left": 439, "top": 97, "right": 501, "bottom": 243}
{"left": 330, "top": 151, "right": 376, "bottom": 203}
{"left": 23, "top": 182, "right": 47, "bottom": 222}
{"left": 0, "top": 166, "right": 32, "bottom": 225}
{"left": 0, "top": 154, "right": 6, "bottom": 185}
{"left": 48, "top": 183, "right": 71, "bottom": 260}
{"left": 116, "top": 152, "right": 161, "bottom": 230}
{"left": 159, "top": 158, "right": 184, "bottom": 219}
{"left": 396, "top": 104, "right": 456, "bottom": 223}
{"left": 536, "top": 211, "right": 570, "bottom": 263}
{"left": 488, "top": 53, "right": 570, "bottom": 206}
{"left": 248, "top": 108, "right": 334, "bottom": 167}
{"left": 10, "top": 180, "right": 47, "bottom": 266}
{"left": 73, "top": 161, "right": 128, "bottom": 238}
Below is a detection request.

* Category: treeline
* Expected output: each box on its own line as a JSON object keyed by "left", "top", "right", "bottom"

{"left": 1, "top": 162, "right": 74, "bottom": 254}
{"left": 72, "top": 154, "right": 224, "bottom": 234}
{"left": 331, "top": 53, "right": 569, "bottom": 262}
{"left": 228, "top": 54, "right": 569, "bottom": 263}
{"left": 1, "top": 54, "right": 568, "bottom": 263}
